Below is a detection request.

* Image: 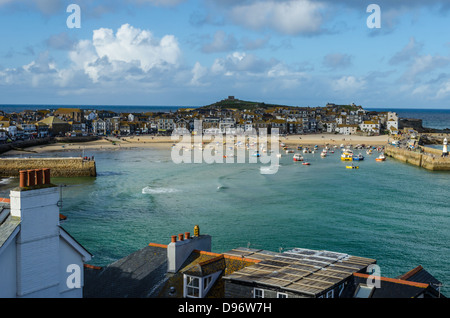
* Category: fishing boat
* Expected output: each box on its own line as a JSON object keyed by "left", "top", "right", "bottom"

{"left": 353, "top": 154, "right": 364, "bottom": 161}
{"left": 341, "top": 151, "right": 353, "bottom": 161}
{"left": 346, "top": 165, "right": 359, "bottom": 169}
{"left": 375, "top": 153, "right": 386, "bottom": 161}
{"left": 320, "top": 150, "right": 327, "bottom": 157}
{"left": 293, "top": 153, "right": 304, "bottom": 161}
{"left": 302, "top": 162, "right": 310, "bottom": 165}
{"left": 286, "top": 149, "right": 294, "bottom": 154}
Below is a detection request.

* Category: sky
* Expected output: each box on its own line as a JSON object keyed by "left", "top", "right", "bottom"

{"left": 0, "top": 0, "right": 450, "bottom": 109}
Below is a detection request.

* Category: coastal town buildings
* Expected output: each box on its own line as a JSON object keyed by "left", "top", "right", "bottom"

{"left": 0, "top": 99, "right": 401, "bottom": 144}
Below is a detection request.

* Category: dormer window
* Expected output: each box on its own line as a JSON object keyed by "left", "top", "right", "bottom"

{"left": 186, "top": 276, "right": 200, "bottom": 298}
{"left": 183, "top": 271, "right": 221, "bottom": 298}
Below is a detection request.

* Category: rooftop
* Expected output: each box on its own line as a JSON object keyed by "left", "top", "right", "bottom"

{"left": 222, "top": 247, "right": 376, "bottom": 297}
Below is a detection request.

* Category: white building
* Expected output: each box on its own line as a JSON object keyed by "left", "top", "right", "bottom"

{"left": 336, "top": 124, "right": 358, "bottom": 135}
{"left": 386, "top": 112, "right": 399, "bottom": 134}
{"left": 359, "top": 120, "right": 380, "bottom": 134}
{"left": 0, "top": 169, "right": 91, "bottom": 298}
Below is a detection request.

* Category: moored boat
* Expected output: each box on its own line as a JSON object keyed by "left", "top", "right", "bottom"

{"left": 353, "top": 154, "right": 364, "bottom": 161}
{"left": 346, "top": 165, "right": 359, "bottom": 169}
{"left": 375, "top": 153, "right": 386, "bottom": 161}
{"left": 341, "top": 152, "right": 353, "bottom": 161}
{"left": 293, "top": 153, "right": 304, "bottom": 161}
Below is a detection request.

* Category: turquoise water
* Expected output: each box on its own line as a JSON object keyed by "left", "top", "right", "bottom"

{"left": 1, "top": 147, "right": 449, "bottom": 295}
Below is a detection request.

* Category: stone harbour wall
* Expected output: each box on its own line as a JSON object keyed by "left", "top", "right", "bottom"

{"left": 385, "top": 145, "right": 450, "bottom": 171}
{"left": 0, "top": 158, "right": 96, "bottom": 177}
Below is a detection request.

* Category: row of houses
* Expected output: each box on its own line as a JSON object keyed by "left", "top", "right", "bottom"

{"left": 0, "top": 101, "right": 400, "bottom": 141}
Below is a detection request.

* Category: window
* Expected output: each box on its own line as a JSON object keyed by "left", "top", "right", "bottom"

{"left": 186, "top": 276, "right": 200, "bottom": 298}
{"left": 203, "top": 276, "right": 212, "bottom": 290}
{"left": 277, "top": 292, "right": 288, "bottom": 298}
{"left": 254, "top": 288, "right": 264, "bottom": 298}
{"left": 326, "top": 289, "right": 334, "bottom": 298}
{"left": 354, "top": 284, "right": 374, "bottom": 298}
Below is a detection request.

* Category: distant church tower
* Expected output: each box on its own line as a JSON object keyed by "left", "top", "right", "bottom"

{"left": 443, "top": 138, "right": 448, "bottom": 156}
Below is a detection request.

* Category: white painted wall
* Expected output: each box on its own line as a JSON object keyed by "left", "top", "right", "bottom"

{"left": 6, "top": 186, "right": 90, "bottom": 298}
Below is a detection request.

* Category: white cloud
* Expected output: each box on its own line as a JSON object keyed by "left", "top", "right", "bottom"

{"left": 190, "top": 62, "right": 208, "bottom": 86}
{"left": 92, "top": 24, "right": 181, "bottom": 73}
{"left": 435, "top": 81, "right": 450, "bottom": 99}
{"left": 230, "top": 0, "right": 325, "bottom": 35}
{"left": 389, "top": 37, "right": 423, "bottom": 65}
{"left": 201, "top": 30, "right": 238, "bottom": 53}
{"left": 134, "top": 0, "right": 185, "bottom": 6}
{"left": 332, "top": 76, "right": 366, "bottom": 92}
{"left": 402, "top": 54, "right": 450, "bottom": 83}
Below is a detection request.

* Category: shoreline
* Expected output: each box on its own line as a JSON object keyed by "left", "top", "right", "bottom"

{"left": 1, "top": 134, "right": 390, "bottom": 156}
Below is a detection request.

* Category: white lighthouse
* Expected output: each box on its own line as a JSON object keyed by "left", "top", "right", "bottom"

{"left": 443, "top": 138, "right": 448, "bottom": 156}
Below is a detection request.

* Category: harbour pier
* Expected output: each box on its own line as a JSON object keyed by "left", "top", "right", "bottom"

{"left": 384, "top": 145, "right": 450, "bottom": 171}
{"left": 0, "top": 157, "right": 97, "bottom": 177}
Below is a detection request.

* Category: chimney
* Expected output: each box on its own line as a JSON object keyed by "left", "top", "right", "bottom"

{"left": 9, "top": 168, "right": 60, "bottom": 297}
{"left": 19, "top": 168, "right": 52, "bottom": 188}
{"left": 35, "top": 169, "right": 43, "bottom": 186}
{"left": 27, "top": 170, "right": 35, "bottom": 187}
{"left": 167, "top": 226, "right": 212, "bottom": 273}
{"left": 19, "top": 170, "right": 27, "bottom": 188}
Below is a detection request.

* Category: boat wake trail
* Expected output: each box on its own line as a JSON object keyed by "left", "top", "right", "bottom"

{"left": 142, "top": 186, "right": 180, "bottom": 194}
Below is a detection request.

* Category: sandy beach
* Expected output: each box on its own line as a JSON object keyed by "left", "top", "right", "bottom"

{"left": 3, "top": 134, "right": 390, "bottom": 155}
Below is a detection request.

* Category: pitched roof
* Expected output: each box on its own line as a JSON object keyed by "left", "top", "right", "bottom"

{"left": 344, "top": 273, "right": 443, "bottom": 298}
{"left": 83, "top": 244, "right": 169, "bottom": 298}
{"left": 0, "top": 201, "right": 20, "bottom": 250}
{"left": 397, "top": 265, "right": 443, "bottom": 290}
{"left": 38, "top": 116, "right": 68, "bottom": 125}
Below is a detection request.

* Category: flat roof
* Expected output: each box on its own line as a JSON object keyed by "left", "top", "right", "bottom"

{"left": 223, "top": 247, "right": 376, "bottom": 296}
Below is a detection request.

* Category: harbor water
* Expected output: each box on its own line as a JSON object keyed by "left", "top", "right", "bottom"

{"left": 1, "top": 146, "right": 449, "bottom": 295}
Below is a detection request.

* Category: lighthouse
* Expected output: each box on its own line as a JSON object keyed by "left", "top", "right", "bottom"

{"left": 443, "top": 138, "right": 448, "bottom": 156}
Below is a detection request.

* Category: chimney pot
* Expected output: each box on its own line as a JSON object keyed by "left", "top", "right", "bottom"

{"left": 171, "top": 235, "right": 177, "bottom": 243}
{"left": 35, "top": 169, "right": 43, "bottom": 185}
{"left": 27, "top": 170, "right": 35, "bottom": 187}
{"left": 194, "top": 225, "right": 200, "bottom": 237}
{"left": 19, "top": 170, "right": 27, "bottom": 188}
{"left": 185, "top": 232, "right": 190, "bottom": 240}
{"left": 178, "top": 233, "right": 184, "bottom": 241}
{"left": 43, "top": 168, "right": 50, "bottom": 184}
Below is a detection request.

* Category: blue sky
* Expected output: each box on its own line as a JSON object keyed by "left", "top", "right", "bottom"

{"left": 0, "top": 0, "right": 450, "bottom": 109}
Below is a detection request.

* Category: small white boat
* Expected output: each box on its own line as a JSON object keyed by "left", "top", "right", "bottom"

{"left": 293, "top": 153, "right": 304, "bottom": 161}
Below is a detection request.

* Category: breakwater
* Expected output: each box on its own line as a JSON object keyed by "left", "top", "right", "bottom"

{"left": 0, "top": 136, "right": 100, "bottom": 155}
{"left": 384, "top": 145, "right": 450, "bottom": 171}
{"left": 0, "top": 158, "right": 96, "bottom": 177}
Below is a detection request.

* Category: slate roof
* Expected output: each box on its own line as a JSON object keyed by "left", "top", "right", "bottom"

{"left": 83, "top": 244, "right": 169, "bottom": 298}
{"left": 397, "top": 265, "right": 443, "bottom": 290}
{"left": 342, "top": 273, "right": 443, "bottom": 298}
{"left": 0, "top": 203, "right": 20, "bottom": 249}
{"left": 0, "top": 200, "right": 19, "bottom": 249}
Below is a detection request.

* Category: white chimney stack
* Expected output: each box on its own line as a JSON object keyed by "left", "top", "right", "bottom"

{"left": 167, "top": 227, "right": 211, "bottom": 273}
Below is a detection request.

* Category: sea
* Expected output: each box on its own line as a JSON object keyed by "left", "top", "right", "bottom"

{"left": 1, "top": 105, "right": 449, "bottom": 296}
